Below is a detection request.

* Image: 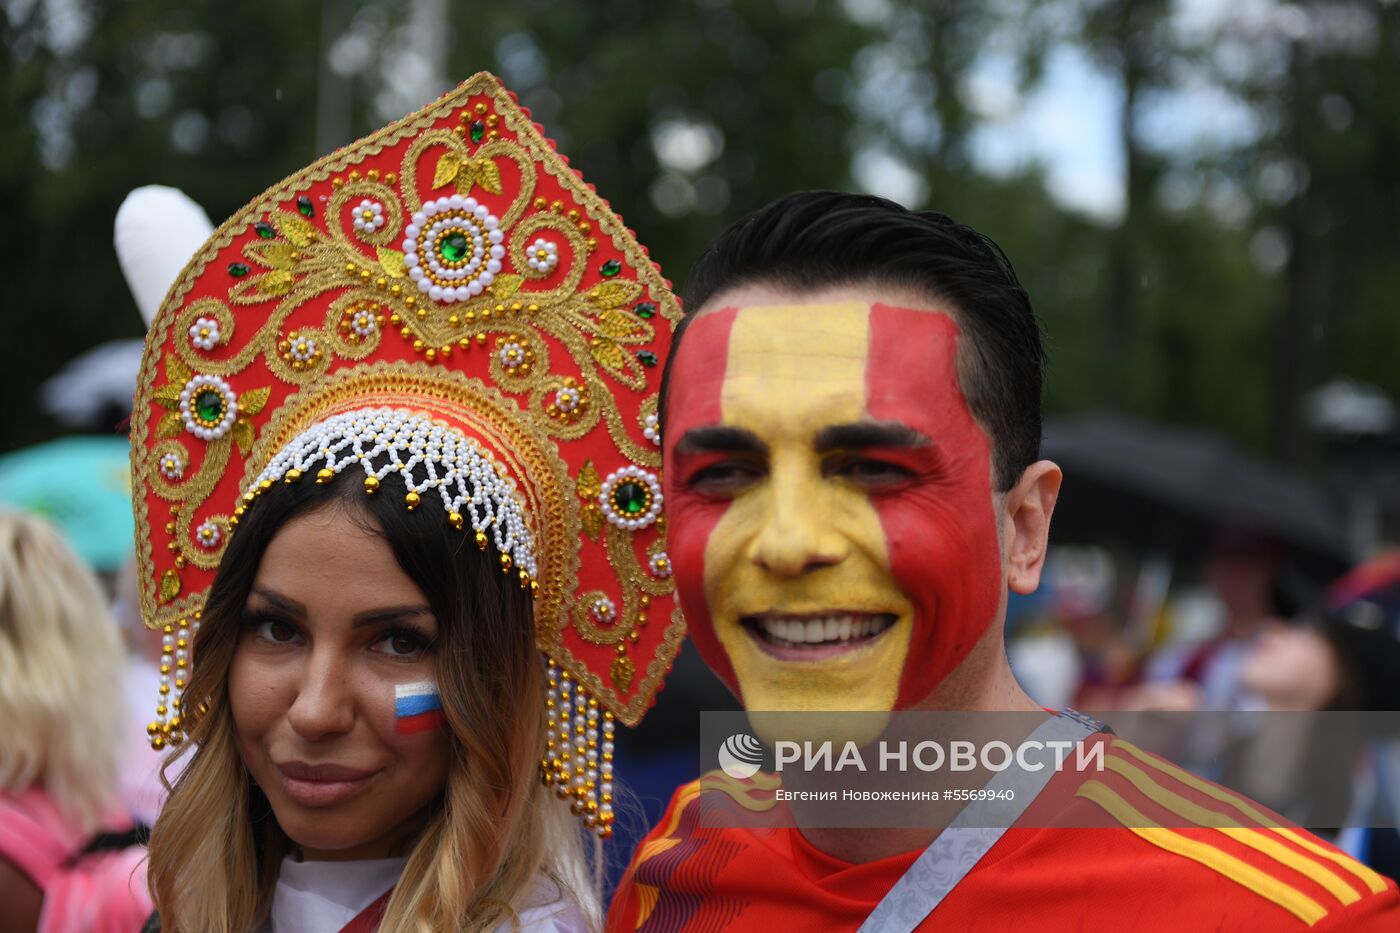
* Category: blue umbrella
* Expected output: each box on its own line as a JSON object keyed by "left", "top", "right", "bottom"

{"left": 0, "top": 436, "right": 133, "bottom": 572}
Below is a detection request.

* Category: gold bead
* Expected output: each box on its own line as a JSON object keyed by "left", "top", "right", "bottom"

{"left": 475, "top": 102, "right": 487, "bottom": 115}
{"left": 448, "top": 511, "right": 464, "bottom": 531}
{"left": 160, "top": 663, "right": 171, "bottom": 675}
{"left": 425, "top": 348, "right": 437, "bottom": 361}
{"left": 475, "top": 333, "right": 486, "bottom": 345}
{"left": 284, "top": 469, "right": 302, "bottom": 483}
{"left": 169, "top": 715, "right": 182, "bottom": 730}
{"left": 159, "top": 684, "right": 169, "bottom": 696}
{"left": 415, "top": 307, "right": 428, "bottom": 320}
{"left": 533, "top": 197, "right": 547, "bottom": 209}
{"left": 475, "top": 531, "right": 488, "bottom": 551}
{"left": 156, "top": 704, "right": 168, "bottom": 716}
{"left": 530, "top": 580, "right": 540, "bottom": 596}
{"left": 500, "top": 553, "right": 512, "bottom": 571}
{"left": 519, "top": 568, "right": 529, "bottom": 588}
{"left": 151, "top": 735, "right": 166, "bottom": 750}
{"left": 364, "top": 475, "right": 381, "bottom": 495}
{"left": 405, "top": 491, "right": 421, "bottom": 511}
{"left": 458, "top": 337, "right": 471, "bottom": 349}
{"left": 147, "top": 721, "right": 159, "bottom": 736}
{"left": 550, "top": 200, "right": 563, "bottom": 213}
{"left": 173, "top": 555, "right": 186, "bottom": 569}
{"left": 440, "top": 345, "right": 452, "bottom": 357}
{"left": 448, "top": 314, "right": 460, "bottom": 327}
{"left": 345, "top": 263, "right": 358, "bottom": 274}
{"left": 412, "top": 339, "right": 425, "bottom": 352}
{"left": 316, "top": 468, "right": 335, "bottom": 484}
{"left": 348, "top": 170, "right": 360, "bottom": 181}
{"left": 367, "top": 169, "right": 380, "bottom": 181}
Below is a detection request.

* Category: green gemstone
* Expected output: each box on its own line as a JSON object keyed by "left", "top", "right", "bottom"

{"left": 600, "top": 259, "right": 622, "bottom": 278}
{"left": 440, "top": 232, "right": 470, "bottom": 263}
{"left": 634, "top": 302, "right": 656, "bottom": 319}
{"left": 297, "top": 195, "right": 314, "bottom": 218}
{"left": 255, "top": 221, "right": 275, "bottom": 239}
{"left": 228, "top": 262, "right": 250, "bottom": 277}
{"left": 470, "top": 120, "right": 485, "bottom": 144}
{"left": 612, "top": 479, "right": 650, "bottom": 515}
{"left": 637, "top": 350, "right": 659, "bottom": 367}
{"left": 194, "top": 388, "right": 224, "bottom": 424}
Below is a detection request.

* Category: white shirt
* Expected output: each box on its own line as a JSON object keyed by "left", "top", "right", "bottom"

{"left": 261, "top": 855, "right": 590, "bottom": 932}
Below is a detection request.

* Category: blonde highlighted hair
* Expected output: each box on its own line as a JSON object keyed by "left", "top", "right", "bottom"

{"left": 145, "top": 470, "right": 595, "bottom": 932}
{"left": 0, "top": 511, "right": 127, "bottom": 834}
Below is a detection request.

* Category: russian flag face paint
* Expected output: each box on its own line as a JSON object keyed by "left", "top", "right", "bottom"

{"left": 394, "top": 681, "right": 445, "bottom": 734}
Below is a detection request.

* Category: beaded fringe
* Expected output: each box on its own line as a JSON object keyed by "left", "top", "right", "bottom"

{"left": 542, "top": 657, "right": 615, "bottom": 838}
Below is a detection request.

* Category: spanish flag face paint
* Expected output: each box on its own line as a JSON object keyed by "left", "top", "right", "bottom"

{"left": 664, "top": 287, "right": 1004, "bottom": 711}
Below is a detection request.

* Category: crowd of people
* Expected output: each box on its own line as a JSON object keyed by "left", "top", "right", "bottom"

{"left": 1, "top": 71, "right": 1397, "bottom": 931}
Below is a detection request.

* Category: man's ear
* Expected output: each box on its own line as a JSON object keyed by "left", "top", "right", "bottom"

{"left": 1003, "top": 460, "right": 1062, "bottom": 595}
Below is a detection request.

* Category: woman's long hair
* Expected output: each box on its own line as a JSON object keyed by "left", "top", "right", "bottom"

{"left": 0, "top": 512, "right": 127, "bottom": 833}
{"left": 146, "top": 468, "right": 593, "bottom": 932}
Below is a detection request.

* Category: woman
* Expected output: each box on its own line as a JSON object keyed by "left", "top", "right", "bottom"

{"left": 134, "top": 72, "right": 682, "bottom": 930}
{"left": 0, "top": 512, "right": 153, "bottom": 932}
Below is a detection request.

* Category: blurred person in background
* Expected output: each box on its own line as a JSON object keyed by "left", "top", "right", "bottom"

{"left": 1133, "top": 528, "right": 1287, "bottom": 713}
{"left": 0, "top": 512, "right": 153, "bottom": 932}
{"left": 1241, "top": 556, "right": 1400, "bottom": 880}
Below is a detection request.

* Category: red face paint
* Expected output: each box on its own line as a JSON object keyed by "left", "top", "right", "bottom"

{"left": 662, "top": 306, "right": 741, "bottom": 696}
{"left": 866, "top": 303, "right": 1003, "bottom": 707}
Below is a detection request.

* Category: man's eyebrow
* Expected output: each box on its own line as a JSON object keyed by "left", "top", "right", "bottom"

{"left": 674, "top": 425, "right": 769, "bottom": 456}
{"left": 814, "top": 421, "right": 932, "bottom": 453}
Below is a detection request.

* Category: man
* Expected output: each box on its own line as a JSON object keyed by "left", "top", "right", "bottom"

{"left": 608, "top": 191, "right": 1399, "bottom": 931}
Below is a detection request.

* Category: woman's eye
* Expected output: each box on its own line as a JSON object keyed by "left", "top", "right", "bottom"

{"left": 374, "top": 629, "right": 432, "bottom": 659}
{"left": 255, "top": 618, "right": 300, "bottom": 644}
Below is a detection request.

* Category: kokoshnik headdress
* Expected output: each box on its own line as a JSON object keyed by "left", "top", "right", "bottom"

{"left": 130, "top": 73, "right": 683, "bottom": 837}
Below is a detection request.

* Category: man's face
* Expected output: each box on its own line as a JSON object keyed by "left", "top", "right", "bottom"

{"left": 663, "top": 283, "right": 1006, "bottom": 712}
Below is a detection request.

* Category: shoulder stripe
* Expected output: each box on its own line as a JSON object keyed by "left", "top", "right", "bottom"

{"left": 634, "top": 779, "right": 703, "bottom": 866}
{"left": 1078, "top": 780, "right": 1328, "bottom": 927}
{"left": 1273, "top": 828, "right": 1390, "bottom": 896}
{"left": 1113, "top": 742, "right": 1389, "bottom": 895}
{"left": 1104, "top": 755, "right": 1362, "bottom": 906}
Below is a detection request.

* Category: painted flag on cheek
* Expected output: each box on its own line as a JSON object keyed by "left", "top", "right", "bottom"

{"left": 394, "top": 681, "right": 445, "bottom": 734}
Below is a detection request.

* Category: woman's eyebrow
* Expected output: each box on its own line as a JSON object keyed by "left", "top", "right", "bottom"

{"left": 352, "top": 606, "right": 434, "bottom": 628}
{"left": 249, "top": 586, "right": 305, "bottom": 616}
{"left": 813, "top": 421, "right": 933, "bottom": 453}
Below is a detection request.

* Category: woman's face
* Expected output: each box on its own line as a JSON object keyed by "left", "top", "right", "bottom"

{"left": 229, "top": 503, "right": 451, "bottom": 861}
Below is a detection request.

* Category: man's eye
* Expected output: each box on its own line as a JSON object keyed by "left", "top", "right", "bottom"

{"left": 829, "top": 457, "right": 915, "bottom": 488}
{"left": 686, "top": 461, "right": 763, "bottom": 495}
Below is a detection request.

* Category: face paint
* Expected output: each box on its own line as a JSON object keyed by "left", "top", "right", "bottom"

{"left": 394, "top": 680, "right": 445, "bottom": 734}
{"left": 664, "top": 292, "right": 1003, "bottom": 712}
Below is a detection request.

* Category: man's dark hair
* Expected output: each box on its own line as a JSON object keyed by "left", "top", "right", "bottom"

{"left": 662, "top": 190, "right": 1044, "bottom": 492}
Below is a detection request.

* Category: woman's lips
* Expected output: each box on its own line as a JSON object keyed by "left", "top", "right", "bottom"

{"left": 741, "top": 612, "right": 896, "bottom": 661}
{"left": 275, "top": 761, "right": 380, "bottom": 807}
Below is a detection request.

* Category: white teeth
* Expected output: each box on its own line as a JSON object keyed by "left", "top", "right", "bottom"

{"left": 758, "top": 615, "right": 890, "bottom": 646}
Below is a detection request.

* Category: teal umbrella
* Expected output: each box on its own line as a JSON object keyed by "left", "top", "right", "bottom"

{"left": 0, "top": 436, "right": 133, "bottom": 572}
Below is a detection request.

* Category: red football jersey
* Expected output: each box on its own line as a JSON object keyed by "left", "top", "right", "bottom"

{"left": 608, "top": 736, "right": 1399, "bottom": 932}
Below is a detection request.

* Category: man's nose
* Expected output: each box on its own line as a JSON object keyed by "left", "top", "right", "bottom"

{"left": 286, "top": 650, "right": 356, "bottom": 740}
{"left": 748, "top": 458, "right": 848, "bottom": 577}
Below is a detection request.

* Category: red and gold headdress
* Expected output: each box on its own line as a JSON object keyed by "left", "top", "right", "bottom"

{"left": 130, "top": 73, "right": 682, "bottom": 836}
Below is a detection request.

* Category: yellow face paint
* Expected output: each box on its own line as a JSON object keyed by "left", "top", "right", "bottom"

{"left": 701, "top": 301, "right": 914, "bottom": 713}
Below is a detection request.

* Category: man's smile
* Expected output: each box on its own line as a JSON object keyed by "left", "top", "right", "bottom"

{"left": 742, "top": 611, "right": 897, "bottom": 660}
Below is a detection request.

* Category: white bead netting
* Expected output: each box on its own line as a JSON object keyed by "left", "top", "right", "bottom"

{"left": 253, "top": 407, "right": 538, "bottom": 578}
